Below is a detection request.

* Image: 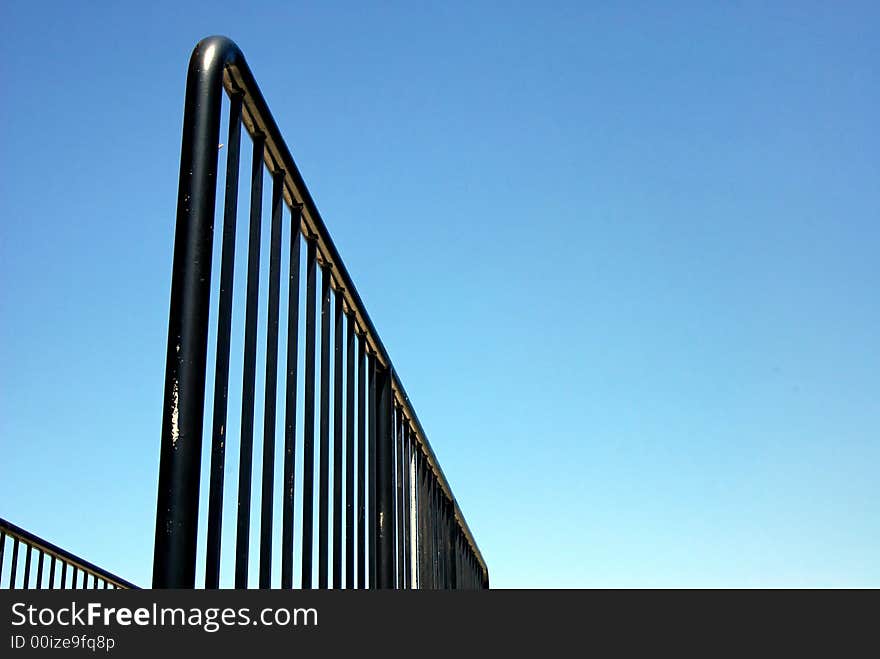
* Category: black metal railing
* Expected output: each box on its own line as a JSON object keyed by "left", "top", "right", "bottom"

{"left": 153, "top": 36, "right": 488, "bottom": 590}
{"left": 0, "top": 518, "right": 137, "bottom": 590}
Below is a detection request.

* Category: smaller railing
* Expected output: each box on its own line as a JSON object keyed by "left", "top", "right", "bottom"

{"left": 0, "top": 518, "right": 138, "bottom": 590}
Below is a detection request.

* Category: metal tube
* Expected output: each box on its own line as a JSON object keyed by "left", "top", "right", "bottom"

{"left": 457, "top": 518, "right": 465, "bottom": 586}
{"left": 444, "top": 501, "right": 451, "bottom": 588}
{"left": 49, "top": 556, "right": 56, "bottom": 589}
{"left": 446, "top": 500, "right": 455, "bottom": 589}
{"left": 414, "top": 453, "right": 423, "bottom": 588}
{"left": 234, "top": 132, "right": 266, "bottom": 589}
{"left": 345, "top": 312, "right": 355, "bottom": 588}
{"left": 432, "top": 478, "right": 440, "bottom": 589}
{"left": 36, "top": 550, "right": 44, "bottom": 588}
{"left": 428, "top": 478, "right": 435, "bottom": 588}
{"left": 439, "top": 499, "right": 446, "bottom": 589}
{"left": 23, "top": 544, "right": 32, "bottom": 588}
{"left": 440, "top": 495, "right": 446, "bottom": 588}
{"left": 258, "top": 167, "right": 285, "bottom": 588}
{"left": 280, "top": 204, "right": 302, "bottom": 590}
{"left": 424, "top": 476, "right": 432, "bottom": 589}
{"left": 438, "top": 498, "right": 446, "bottom": 588}
{"left": 402, "top": 424, "right": 411, "bottom": 589}
{"left": 357, "top": 334, "right": 366, "bottom": 589}
{"left": 395, "top": 407, "right": 405, "bottom": 588}
{"left": 458, "top": 531, "right": 464, "bottom": 589}
{"left": 408, "top": 430, "right": 417, "bottom": 588}
{"left": 318, "top": 264, "right": 331, "bottom": 588}
{"left": 434, "top": 480, "right": 440, "bottom": 589}
{"left": 300, "top": 238, "right": 317, "bottom": 589}
{"left": 367, "top": 352, "right": 376, "bottom": 588}
{"left": 375, "top": 364, "right": 395, "bottom": 589}
{"left": 153, "top": 39, "right": 226, "bottom": 588}
{"left": 418, "top": 454, "right": 429, "bottom": 589}
{"left": 462, "top": 536, "right": 467, "bottom": 589}
{"left": 449, "top": 505, "right": 455, "bottom": 588}
{"left": 332, "top": 292, "right": 344, "bottom": 588}
{"left": 205, "top": 91, "right": 243, "bottom": 589}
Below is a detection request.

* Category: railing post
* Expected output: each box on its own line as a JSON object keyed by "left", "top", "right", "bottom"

{"left": 447, "top": 502, "right": 457, "bottom": 589}
{"left": 375, "top": 364, "right": 396, "bottom": 588}
{"left": 152, "top": 39, "right": 226, "bottom": 588}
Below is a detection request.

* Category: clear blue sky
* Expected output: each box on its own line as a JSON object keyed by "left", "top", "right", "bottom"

{"left": 1, "top": 1, "right": 877, "bottom": 588}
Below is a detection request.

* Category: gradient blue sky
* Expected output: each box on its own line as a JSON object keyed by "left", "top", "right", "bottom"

{"left": 1, "top": 1, "right": 877, "bottom": 588}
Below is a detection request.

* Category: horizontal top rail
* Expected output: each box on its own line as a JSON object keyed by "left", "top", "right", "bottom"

{"left": 1, "top": 518, "right": 138, "bottom": 589}
{"left": 189, "top": 35, "right": 487, "bottom": 583}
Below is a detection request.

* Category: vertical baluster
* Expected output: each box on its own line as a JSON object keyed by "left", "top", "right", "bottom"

{"left": 345, "top": 313, "right": 356, "bottom": 588}
{"left": 421, "top": 456, "right": 431, "bottom": 589}
{"left": 402, "top": 425, "right": 411, "bottom": 588}
{"left": 258, "top": 167, "right": 285, "bottom": 588}
{"left": 301, "top": 238, "right": 317, "bottom": 589}
{"left": 332, "top": 292, "right": 344, "bottom": 588}
{"left": 395, "top": 408, "right": 405, "bottom": 588}
{"left": 9, "top": 539, "right": 19, "bottom": 588}
{"left": 432, "top": 478, "right": 439, "bottom": 589}
{"left": 367, "top": 352, "right": 377, "bottom": 588}
{"left": 437, "top": 498, "right": 445, "bottom": 589}
{"left": 442, "top": 494, "right": 449, "bottom": 588}
{"left": 444, "top": 501, "right": 451, "bottom": 588}
{"left": 449, "top": 506, "right": 455, "bottom": 589}
{"left": 205, "top": 91, "right": 243, "bottom": 589}
{"left": 357, "top": 334, "right": 367, "bottom": 589}
{"left": 318, "top": 264, "right": 331, "bottom": 588}
{"left": 280, "top": 205, "right": 302, "bottom": 590}
{"left": 375, "top": 364, "right": 395, "bottom": 588}
{"left": 235, "top": 133, "right": 266, "bottom": 589}
{"left": 438, "top": 499, "right": 445, "bottom": 589}
{"left": 23, "top": 544, "right": 32, "bottom": 588}
{"left": 454, "top": 536, "right": 460, "bottom": 590}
